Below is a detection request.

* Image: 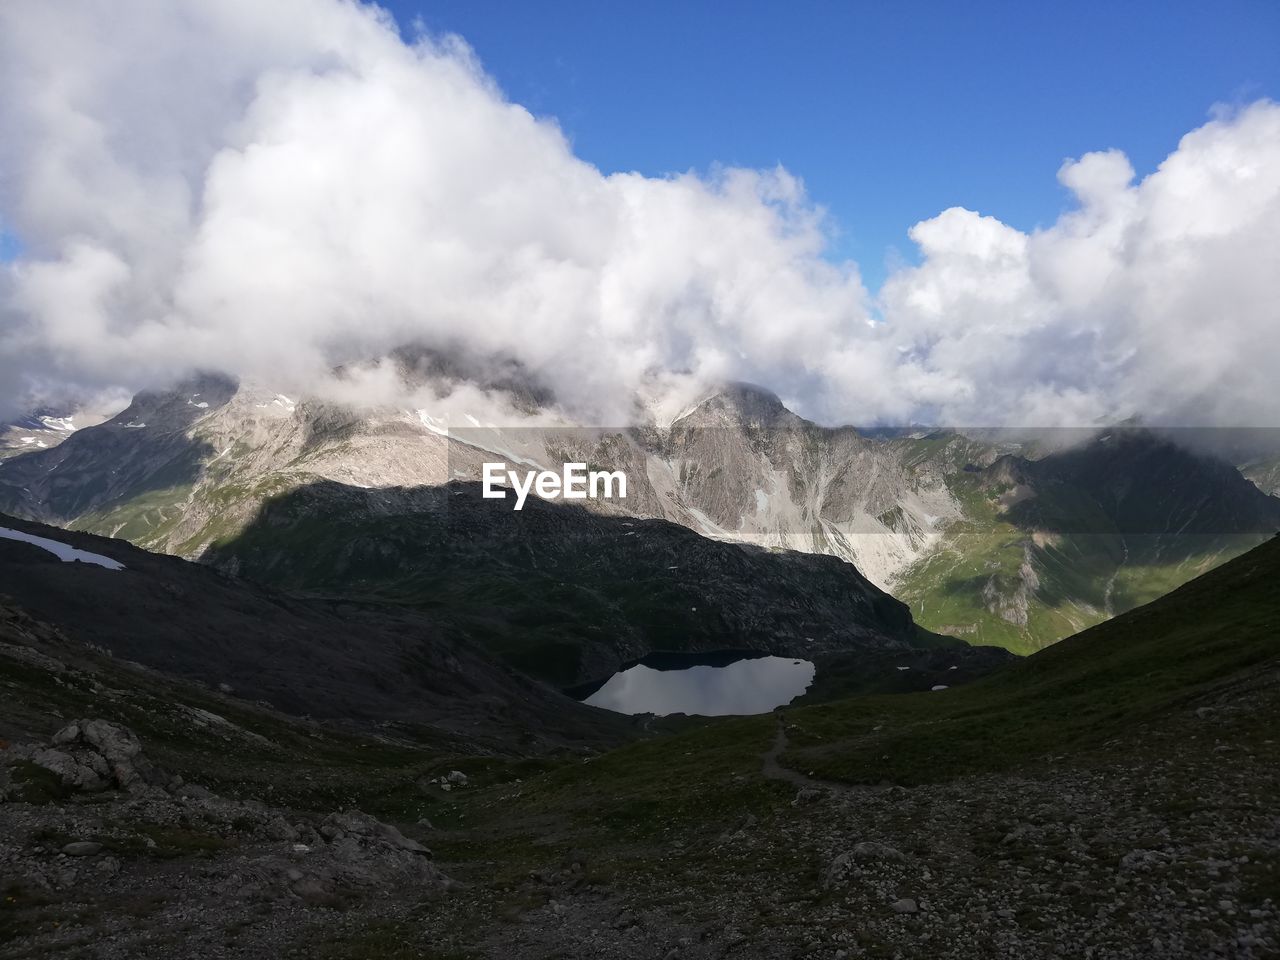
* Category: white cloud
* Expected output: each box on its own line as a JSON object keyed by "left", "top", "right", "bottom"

{"left": 880, "top": 101, "right": 1280, "bottom": 427}
{"left": 1, "top": 0, "right": 1278, "bottom": 428}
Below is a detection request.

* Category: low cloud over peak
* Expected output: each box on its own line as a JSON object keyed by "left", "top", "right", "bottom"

{"left": 2, "top": 1, "right": 1278, "bottom": 429}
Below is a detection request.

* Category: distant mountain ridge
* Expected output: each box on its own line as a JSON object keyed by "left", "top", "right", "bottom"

{"left": 0, "top": 376, "right": 991, "bottom": 585}
{"left": 0, "top": 405, "right": 119, "bottom": 461}
{"left": 894, "top": 429, "right": 1280, "bottom": 651}
{"left": 1, "top": 371, "right": 1277, "bottom": 658}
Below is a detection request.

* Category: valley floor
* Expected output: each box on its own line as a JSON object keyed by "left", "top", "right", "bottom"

{"left": 3, "top": 677, "right": 1278, "bottom": 960}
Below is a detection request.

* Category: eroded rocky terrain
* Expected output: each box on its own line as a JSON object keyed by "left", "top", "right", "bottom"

{"left": 4, "top": 691, "right": 1276, "bottom": 959}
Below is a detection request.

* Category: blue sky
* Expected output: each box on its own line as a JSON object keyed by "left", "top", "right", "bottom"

{"left": 0, "top": 227, "right": 20, "bottom": 262}
{"left": 382, "top": 0, "right": 1280, "bottom": 290}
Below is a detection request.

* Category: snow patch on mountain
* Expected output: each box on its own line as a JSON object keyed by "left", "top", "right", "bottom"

{"left": 0, "top": 526, "right": 125, "bottom": 570}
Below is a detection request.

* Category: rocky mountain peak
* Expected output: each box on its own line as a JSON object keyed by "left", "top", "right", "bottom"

{"left": 674, "top": 381, "right": 791, "bottom": 431}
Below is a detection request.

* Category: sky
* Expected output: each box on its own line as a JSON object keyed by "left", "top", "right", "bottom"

{"left": 1, "top": 0, "right": 1279, "bottom": 430}
{"left": 386, "top": 0, "right": 1280, "bottom": 289}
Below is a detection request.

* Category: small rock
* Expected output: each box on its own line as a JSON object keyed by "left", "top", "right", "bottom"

{"left": 61, "top": 841, "right": 103, "bottom": 857}
{"left": 793, "top": 788, "right": 823, "bottom": 806}
{"left": 891, "top": 898, "right": 919, "bottom": 914}
{"left": 853, "top": 841, "right": 905, "bottom": 863}
{"left": 96, "top": 856, "right": 121, "bottom": 876}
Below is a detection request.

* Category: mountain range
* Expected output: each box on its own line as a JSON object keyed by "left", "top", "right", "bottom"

{"left": 2, "top": 368, "right": 1277, "bottom": 660}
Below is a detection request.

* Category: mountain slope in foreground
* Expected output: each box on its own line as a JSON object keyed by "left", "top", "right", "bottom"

{"left": 3, "top": 521, "right": 1277, "bottom": 957}
{"left": 0, "top": 511, "right": 631, "bottom": 752}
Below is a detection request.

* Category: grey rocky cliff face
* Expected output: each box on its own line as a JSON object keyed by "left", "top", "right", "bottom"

{"left": 0, "top": 378, "right": 980, "bottom": 590}
{"left": 1242, "top": 455, "right": 1280, "bottom": 496}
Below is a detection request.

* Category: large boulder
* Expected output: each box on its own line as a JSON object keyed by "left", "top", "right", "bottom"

{"left": 34, "top": 719, "right": 171, "bottom": 792}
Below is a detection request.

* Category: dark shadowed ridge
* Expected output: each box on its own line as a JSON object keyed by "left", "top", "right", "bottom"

{"left": 198, "top": 478, "right": 1013, "bottom": 691}
{"left": 0, "top": 511, "right": 634, "bottom": 753}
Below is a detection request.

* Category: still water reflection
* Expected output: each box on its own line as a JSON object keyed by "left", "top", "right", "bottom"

{"left": 577, "top": 652, "right": 815, "bottom": 716}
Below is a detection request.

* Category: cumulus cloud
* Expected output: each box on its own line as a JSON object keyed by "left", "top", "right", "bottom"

{"left": 1, "top": 0, "right": 1278, "bottom": 428}
{"left": 881, "top": 109, "right": 1280, "bottom": 428}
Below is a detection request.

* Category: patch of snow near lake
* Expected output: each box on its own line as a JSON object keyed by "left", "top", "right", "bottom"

{"left": 0, "top": 527, "right": 125, "bottom": 570}
{"left": 38, "top": 416, "right": 77, "bottom": 431}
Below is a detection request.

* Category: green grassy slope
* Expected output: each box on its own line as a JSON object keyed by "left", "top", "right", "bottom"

{"left": 429, "top": 533, "right": 1280, "bottom": 858}
{"left": 357, "top": 532, "right": 1280, "bottom": 954}
{"left": 894, "top": 468, "right": 1272, "bottom": 655}
{"left": 785, "top": 532, "right": 1280, "bottom": 784}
